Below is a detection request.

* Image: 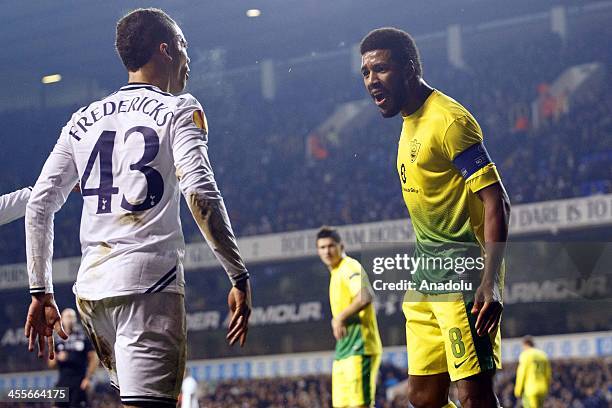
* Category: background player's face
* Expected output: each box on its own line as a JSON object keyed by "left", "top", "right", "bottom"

{"left": 61, "top": 308, "right": 77, "bottom": 332}
{"left": 361, "top": 49, "right": 408, "bottom": 118}
{"left": 168, "top": 24, "right": 190, "bottom": 94}
{"left": 317, "top": 237, "right": 343, "bottom": 268}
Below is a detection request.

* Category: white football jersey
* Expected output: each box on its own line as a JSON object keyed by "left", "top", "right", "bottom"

{"left": 26, "top": 83, "right": 248, "bottom": 300}
{"left": 0, "top": 186, "right": 31, "bottom": 225}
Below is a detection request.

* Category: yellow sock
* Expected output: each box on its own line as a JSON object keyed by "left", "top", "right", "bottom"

{"left": 442, "top": 402, "right": 458, "bottom": 408}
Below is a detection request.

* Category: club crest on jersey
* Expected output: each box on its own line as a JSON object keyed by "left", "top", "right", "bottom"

{"left": 192, "top": 110, "right": 208, "bottom": 132}
{"left": 409, "top": 139, "right": 421, "bottom": 163}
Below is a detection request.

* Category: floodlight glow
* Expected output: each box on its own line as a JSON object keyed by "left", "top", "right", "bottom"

{"left": 42, "top": 74, "right": 62, "bottom": 84}
{"left": 246, "top": 9, "right": 261, "bottom": 17}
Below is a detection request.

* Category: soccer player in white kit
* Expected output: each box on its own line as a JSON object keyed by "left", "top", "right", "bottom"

{"left": 23, "top": 8, "right": 252, "bottom": 407}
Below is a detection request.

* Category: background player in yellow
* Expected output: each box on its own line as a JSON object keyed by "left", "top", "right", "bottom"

{"left": 360, "top": 28, "right": 511, "bottom": 408}
{"left": 514, "top": 336, "right": 551, "bottom": 408}
{"left": 316, "top": 226, "right": 382, "bottom": 408}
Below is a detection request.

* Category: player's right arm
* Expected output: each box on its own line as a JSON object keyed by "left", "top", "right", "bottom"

{"left": 171, "top": 96, "right": 251, "bottom": 346}
{"left": 332, "top": 287, "right": 373, "bottom": 340}
{"left": 26, "top": 125, "right": 79, "bottom": 295}
{"left": 333, "top": 261, "right": 374, "bottom": 340}
{"left": 24, "top": 123, "right": 76, "bottom": 358}
{"left": 0, "top": 187, "right": 32, "bottom": 225}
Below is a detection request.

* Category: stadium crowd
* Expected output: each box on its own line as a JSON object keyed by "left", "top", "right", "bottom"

{"left": 2, "top": 358, "right": 609, "bottom": 407}
{"left": 1, "top": 25, "right": 610, "bottom": 263}
{"left": 66, "top": 357, "right": 609, "bottom": 407}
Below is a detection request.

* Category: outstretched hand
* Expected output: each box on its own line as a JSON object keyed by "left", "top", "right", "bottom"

{"left": 227, "top": 279, "right": 252, "bottom": 347}
{"left": 24, "top": 294, "right": 68, "bottom": 359}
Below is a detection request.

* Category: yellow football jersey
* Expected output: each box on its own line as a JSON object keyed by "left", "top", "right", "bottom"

{"left": 514, "top": 347, "right": 551, "bottom": 398}
{"left": 397, "top": 89, "right": 502, "bottom": 287}
{"left": 329, "top": 256, "right": 382, "bottom": 359}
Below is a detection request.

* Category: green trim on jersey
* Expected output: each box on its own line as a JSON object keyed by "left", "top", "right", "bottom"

{"left": 462, "top": 294, "right": 495, "bottom": 372}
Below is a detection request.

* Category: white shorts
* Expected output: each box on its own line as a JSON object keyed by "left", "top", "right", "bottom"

{"left": 76, "top": 292, "right": 186, "bottom": 406}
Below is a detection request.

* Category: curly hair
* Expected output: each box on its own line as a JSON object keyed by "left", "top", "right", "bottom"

{"left": 360, "top": 27, "right": 422, "bottom": 76}
{"left": 115, "top": 8, "right": 177, "bottom": 72}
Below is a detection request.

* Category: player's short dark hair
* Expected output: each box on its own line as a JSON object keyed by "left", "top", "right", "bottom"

{"left": 316, "top": 226, "right": 342, "bottom": 243}
{"left": 116, "top": 8, "right": 177, "bottom": 72}
{"left": 360, "top": 27, "right": 422, "bottom": 76}
{"left": 523, "top": 335, "right": 535, "bottom": 347}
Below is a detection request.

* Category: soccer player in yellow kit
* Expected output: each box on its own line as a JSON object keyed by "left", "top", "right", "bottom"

{"left": 316, "top": 227, "right": 382, "bottom": 408}
{"left": 514, "top": 336, "right": 551, "bottom": 408}
{"left": 360, "top": 28, "right": 511, "bottom": 408}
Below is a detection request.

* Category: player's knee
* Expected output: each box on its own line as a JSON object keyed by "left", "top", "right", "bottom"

{"left": 458, "top": 370, "right": 499, "bottom": 408}
{"left": 407, "top": 383, "right": 447, "bottom": 408}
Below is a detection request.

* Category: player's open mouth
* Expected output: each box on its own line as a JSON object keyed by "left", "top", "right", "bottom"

{"left": 371, "top": 91, "right": 387, "bottom": 107}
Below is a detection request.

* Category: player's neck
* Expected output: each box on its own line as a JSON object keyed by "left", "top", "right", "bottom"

{"left": 330, "top": 255, "right": 345, "bottom": 269}
{"left": 127, "top": 67, "right": 170, "bottom": 92}
{"left": 400, "top": 79, "right": 434, "bottom": 117}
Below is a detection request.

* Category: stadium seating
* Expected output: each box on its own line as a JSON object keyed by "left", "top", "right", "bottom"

{"left": 1, "top": 26, "right": 610, "bottom": 264}
{"left": 53, "top": 357, "right": 610, "bottom": 407}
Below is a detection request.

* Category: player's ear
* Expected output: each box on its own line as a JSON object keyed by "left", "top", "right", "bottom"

{"left": 405, "top": 60, "right": 416, "bottom": 82}
{"left": 160, "top": 43, "right": 173, "bottom": 62}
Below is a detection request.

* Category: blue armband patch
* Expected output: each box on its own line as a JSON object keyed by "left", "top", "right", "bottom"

{"left": 452, "top": 142, "right": 492, "bottom": 179}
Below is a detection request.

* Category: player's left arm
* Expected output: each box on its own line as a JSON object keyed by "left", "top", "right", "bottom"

{"left": 24, "top": 126, "right": 77, "bottom": 359}
{"left": 332, "top": 264, "right": 374, "bottom": 340}
{"left": 444, "top": 114, "right": 511, "bottom": 335}
{"left": 473, "top": 182, "right": 510, "bottom": 335}
{"left": 172, "top": 96, "right": 251, "bottom": 347}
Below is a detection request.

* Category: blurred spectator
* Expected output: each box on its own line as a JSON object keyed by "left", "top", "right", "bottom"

{"left": 181, "top": 371, "right": 200, "bottom": 408}
{"left": 48, "top": 308, "right": 98, "bottom": 408}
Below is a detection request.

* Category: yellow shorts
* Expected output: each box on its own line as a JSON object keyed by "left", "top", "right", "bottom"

{"left": 332, "top": 354, "right": 381, "bottom": 408}
{"left": 403, "top": 291, "right": 501, "bottom": 381}
{"left": 522, "top": 394, "right": 546, "bottom": 408}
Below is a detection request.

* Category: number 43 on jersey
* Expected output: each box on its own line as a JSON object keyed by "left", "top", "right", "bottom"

{"left": 81, "top": 126, "right": 164, "bottom": 214}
